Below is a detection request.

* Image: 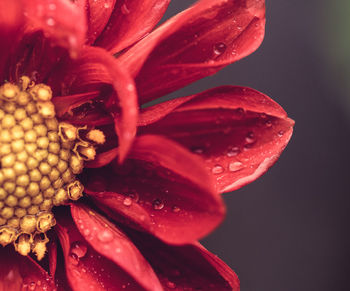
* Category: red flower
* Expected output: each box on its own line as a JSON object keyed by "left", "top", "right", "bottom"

{"left": 0, "top": 0, "right": 293, "bottom": 290}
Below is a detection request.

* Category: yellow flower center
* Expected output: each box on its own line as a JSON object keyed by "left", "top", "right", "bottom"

{"left": 0, "top": 77, "right": 103, "bottom": 260}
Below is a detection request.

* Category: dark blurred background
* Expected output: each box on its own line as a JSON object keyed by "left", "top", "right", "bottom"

{"left": 163, "top": 1, "right": 350, "bottom": 290}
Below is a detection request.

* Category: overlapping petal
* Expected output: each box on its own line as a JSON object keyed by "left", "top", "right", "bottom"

{"left": 70, "top": 204, "right": 163, "bottom": 291}
{"left": 119, "top": 0, "right": 265, "bottom": 103}
{"left": 0, "top": 247, "right": 55, "bottom": 290}
{"left": 23, "top": 0, "right": 87, "bottom": 56}
{"left": 139, "top": 86, "right": 294, "bottom": 193}
{"left": 84, "top": 135, "right": 225, "bottom": 244}
{"left": 126, "top": 231, "right": 240, "bottom": 291}
{"left": 52, "top": 46, "right": 138, "bottom": 161}
{"left": 56, "top": 211, "right": 148, "bottom": 291}
{"left": 95, "top": 0, "right": 171, "bottom": 54}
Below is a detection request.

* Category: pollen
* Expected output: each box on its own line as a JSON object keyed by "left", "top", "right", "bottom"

{"left": 0, "top": 77, "right": 104, "bottom": 260}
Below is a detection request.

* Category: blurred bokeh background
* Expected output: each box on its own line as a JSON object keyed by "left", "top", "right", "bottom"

{"left": 162, "top": 1, "right": 350, "bottom": 290}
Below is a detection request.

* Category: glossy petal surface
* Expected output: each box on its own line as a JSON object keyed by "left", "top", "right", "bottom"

{"left": 0, "top": 247, "right": 56, "bottom": 290}
{"left": 56, "top": 211, "right": 147, "bottom": 291}
{"left": 126, "top": 232, "right": 240, "bottom": 291}
{"left": 139, "top": 86, "right": 294, "bottom": 193}
{"left": 119, "top": 0, "right": 265, "bottom": 103}
{"left": 95, "top": 0, "right": 171, "bottom": 54}
{"left": 71, "top": 204, "right": 163, "bottom": 291}
{"left": 84, "top": 135, "right": 225, "bottom": 244}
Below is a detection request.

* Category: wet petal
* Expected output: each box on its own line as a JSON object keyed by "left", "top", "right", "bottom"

{"left": 119, "top": 0, "right": 265, "bottom": 103}
{"left": 71, "top": 204, "right": 163, "bottom": 291}
{"left": 85, "top": 0, "right": 117, "bottom": 44}
{"left": 126, "top": 232, "right": 240, "bottom": 291}
{"left": 95, "top": 0, "right": 171, "bottom": 54}
{"left": 56, "top": 209, "right": 148, "bottom": 291}
{"left": 0, "top": 247, "right": 56, "bottom": 290}
{"left": 24, "top": 0, "right": 87, "bottom": 56}
{"left": 84, "top": 135, "right": 225, "bottom": 244}
{"left": 139, "top": 86, "right": 294, "bottom": 193}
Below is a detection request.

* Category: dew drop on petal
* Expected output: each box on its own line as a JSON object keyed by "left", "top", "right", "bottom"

{"left": 70, "top": 241, "right": 88, "bottom": 261}
{"left": 104, "top": 3, "right": 110, "bottom": 8}
{"left": 97, "top": 229, "right": 113, "bottom": 242}
{"left": 123, "top": 197, "right": 132, "bottom": 206}
{"left": 245, "top": 132, "right": 255, "bottom": 143}
{"left": 278, "top": 130, "right": 285, "bottom": 137}
{"left": 172, "top": 206, "right": 180, "bottom": 213}
{"left": 265, "top": 120, "right": 272, "bottom": 128}
{"left": 152, "top": 199, "right": 164, "bottom": 210}
{"left": 227, "top": 146, "right": 240, "bottom": 157}
{"left": 213, "top": 42, "right": 227, "bottom": 56}
{"left": 212, "top": 164, "right": 224, "bottom": 174}
{"left": 229, "top": 161, "right": 243, "bottom": 172}
{"left": 46, "top": 17, "right": 55, "bottom": 26}
{"left": 166, "top": 281, "right": 176, "bottom": 289}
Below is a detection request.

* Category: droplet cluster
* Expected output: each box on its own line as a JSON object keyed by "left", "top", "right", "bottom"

{"left": 0, "top": 77, "right": 101, "bottom": 260}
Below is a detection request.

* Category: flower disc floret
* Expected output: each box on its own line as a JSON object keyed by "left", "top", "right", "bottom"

{"left": 0, "top": 77, "right": 102, "bottom": 260}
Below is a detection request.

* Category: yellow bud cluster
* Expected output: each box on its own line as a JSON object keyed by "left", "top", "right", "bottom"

{"left": 0, "top": 77, "right": 104, "bottom": 260}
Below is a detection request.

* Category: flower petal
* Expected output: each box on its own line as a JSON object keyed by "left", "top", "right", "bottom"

{"left": 139, "top": 86, "right": 294, "bottom": 193}
{"left": 0, "top": 247, "right": 56, "bottom": 290}
{"left": 84, "top": 135, "right": 225, "bottom": 244}
{"left": 95, "top": 0, "right": 171, "bottom": 54}
{"left": 85, "top": 0, "right": 117, "bottom": 44}
{"left": 53, "top": 46, "right": 138, "bottom": 161}
{"left": 24, "top": 0, "right": 86, "bottom": 56}
{"left": 0, "top": 1, "right": 23, "bottom": 81}
{"left": 55, "top": 209, "right": 149, "bottom": 291}
{"left": 70, "top": 204, "right": 163, "bottom": 291}
{"left": 125, "top": 232, "right": 240, "bottom": 291}
{"left": 119, "top": 0, "right": 265, "bottom": 103}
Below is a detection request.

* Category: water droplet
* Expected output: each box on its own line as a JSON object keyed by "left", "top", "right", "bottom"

{"left": 46, "top": 18, "right": 55, "bottom": 26}
{"left": 278, "top": 130, "right": 285, "bottom": 137}
{"left": 121, "top": 4, "right": 130, "bottom": 15}
{"left": 227, "top": 146, "right": 240, "bottom": 157}
{"left": 172, "top": 206, "right": 180, "bottom": 213}
{"left": 123, "top": 197, "right": 132, "bottom": 206}
{"left": 83, "top": 229, "right": 91, "bottom": 236}
{"left": 229, "top": 161, "right": 243, "bottom": 172}
{"left": 104, "top": 3, "right": 110, "bottom": 8}
{"left": 70, "top": 241, "right": 88, "bottom": 262}
{"left": 97, "top": 229, "right": 113, "bottom": 242}
{"left": 245, "top": 132, "right": 255, "bottom": 143}
{"left": 153, "top": 199, "right": 164, "bottom": 210}
{"left": 213, "top": 42, "right": 227, "bottom": 56}
{"left": 212, "top": 165, "right": 224, "bottom": 174}
{"left": 265, "top": 120, "right": 272, "bottom": 127}
{"left": 260, "top": 113, "right": 267, "bottom": 119}
{"left": 191, "top": 146, "right": 204, "bottom": 154}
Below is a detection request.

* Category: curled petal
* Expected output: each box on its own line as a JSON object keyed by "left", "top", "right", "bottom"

{"left": 54, "top": 46, "right": 138, "bottom": 161}
{"left": 119, "top": 0, "right": 265, "bottom": 103}
{"left": 0, "top": 247, "right": 56, "bottom": 290}
{"left": 95, "top": 0, "right": 171, "bottom": 54}
{"left": 139, "top": 86, "right": 294, "bottom": 193}
{"left": 84, "top": 135, "right": 225, "bottom": 244}
{"left": 126, "top": 232, "right": 240, "bottom": 291}
{"left": 71, "top": 204, "right": 163, "bottom": 291}
{"left": 56, "top": 209, "right": 149, "bottom": 291}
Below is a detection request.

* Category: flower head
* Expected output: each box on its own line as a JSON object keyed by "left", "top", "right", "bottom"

{"left": 0, "top": 0, "right": 293, "bottom": 290}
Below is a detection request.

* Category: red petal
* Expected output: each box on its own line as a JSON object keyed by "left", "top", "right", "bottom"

{"left": 126, "top": 232, "right": 240, "bottom": 291}
{"left": 85, "top": 0, "right": 117, "bottom": 44}
{"left": 0, "top": 1, "right": 23, "bottom": 81}
{"left": 95, "top": 0, "right": 171, "bottom": 54}
{"left": 24, "top": 0, "right": 86, "bottom": 56}
{"left": 139, "top": 86, "right": 294, "bottom": 193}
{"left": 71, "top": 204, "right": 163, "bottom": 291}
{"left": 84, "top": 135, "right": 225, "bottom": 244}
{"left": 55, "top": 210, "right": 149, "bottom": 291}
{"left": 0, "top": 247, "right": 56, "bottom": 290}
{"left": 119, "top": 0, "right": 265, "bottom": 103}
{"left": 53, "top": 46, "right": 138, "bottom": 161}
